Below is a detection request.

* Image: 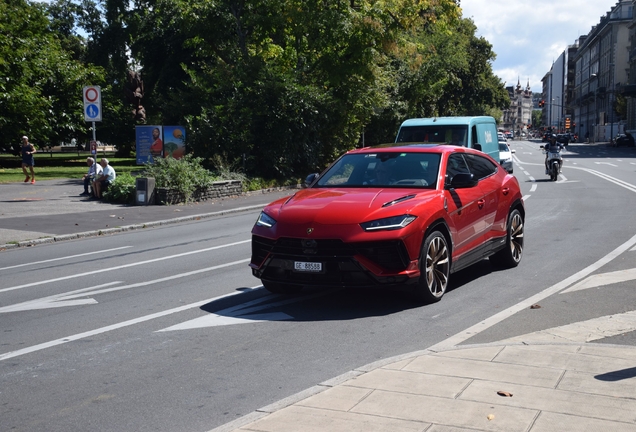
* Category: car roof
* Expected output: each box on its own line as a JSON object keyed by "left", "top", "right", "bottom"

{"left": 399, "top": 116, "right": 494, "bottom": 127}
{"left": 347, "top": 143, "right": 482, "bottom": 157}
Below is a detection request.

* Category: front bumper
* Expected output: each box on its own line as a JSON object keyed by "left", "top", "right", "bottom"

{"left": 250, "top": 235, "right": 419, "bottom": 288}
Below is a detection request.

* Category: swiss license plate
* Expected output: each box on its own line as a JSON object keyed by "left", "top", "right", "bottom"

{"left": 294, "top": 261, "right": 322, "bottom": 272}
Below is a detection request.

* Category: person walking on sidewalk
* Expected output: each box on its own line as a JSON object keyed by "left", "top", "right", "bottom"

{"left": 21, "top": 136, "right": 36, "bottom": 184}
{"left": 80, "top": 157, "right": 102, "bottom": 196}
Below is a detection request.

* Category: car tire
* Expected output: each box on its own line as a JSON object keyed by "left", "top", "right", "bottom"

{"left": 415, "top": 231, "right": 450, "bottom": 303}
{"left": 262, "top": 281, "right": 303, "bottom": 295}
{"left": 490, "top": 209, "right": 524, "bottom": 268}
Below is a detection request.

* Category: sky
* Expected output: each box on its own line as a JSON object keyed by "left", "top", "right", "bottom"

{"left": 459, "top": 0, "right": 622, "bottom": 93}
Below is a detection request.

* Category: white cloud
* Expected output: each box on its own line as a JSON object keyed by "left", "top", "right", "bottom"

{"left": 460, "top": 0, "right": 618, "bottom": 92}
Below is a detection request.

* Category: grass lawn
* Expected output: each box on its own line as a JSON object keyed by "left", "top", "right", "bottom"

{"left": 0, "top": 152, "right": 141, "bottom": 184}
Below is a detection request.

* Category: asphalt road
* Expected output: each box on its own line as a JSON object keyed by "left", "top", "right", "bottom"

{"left": 2, "top": 140, "right": 636, "bottom": 432}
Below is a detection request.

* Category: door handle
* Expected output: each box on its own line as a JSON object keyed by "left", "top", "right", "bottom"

{"left": 502, "top": 187, "right": 509, "bottom": 195}
{"left": 477, "top": 199, "right": 485, "bottom": 209}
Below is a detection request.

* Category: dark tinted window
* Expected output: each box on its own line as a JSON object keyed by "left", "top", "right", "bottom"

{"left": 464, "top": 153, "right": 498, "bottom": 180}
{"left": 315, "top": 152, "right": 441, "bottom": 188}
{"left": 445, "top": 154, "right": 470, "bottom": 179}
{"left": 397, "top": 125, "right": 468, "bottom": 147}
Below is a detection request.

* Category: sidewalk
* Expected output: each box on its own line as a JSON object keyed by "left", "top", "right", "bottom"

{"left": 216, "top": 342, "right": 636, "bottom": 432}
{"left": 3, "top": 180, "right": 636, "bottom": 432}
{"left": 0, "top": 179, "right": 296, "bottom": 248}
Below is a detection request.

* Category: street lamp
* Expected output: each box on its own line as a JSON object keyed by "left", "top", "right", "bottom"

{"left": 552, "top": 96, "right": 561, "bottom": 132}
{"left": 591, "top": 73, "right": 598, "bottom": 143}
{"left": 609, "top": 63, "right": 615, "bottom": 143}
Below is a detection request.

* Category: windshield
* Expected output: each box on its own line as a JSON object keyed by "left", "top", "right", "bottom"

{"left": 498, "top": 143, "right": 509, "bottom": 151}
{"left": 396, "top": 125, "right": 468, "bottom": 147}
{"left": 315, "top": 152, "right": 441, "bottom": 188}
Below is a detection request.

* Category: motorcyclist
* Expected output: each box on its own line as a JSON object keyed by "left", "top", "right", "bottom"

{"left": 543, "top": 134, "right": 563, "bottom": 174}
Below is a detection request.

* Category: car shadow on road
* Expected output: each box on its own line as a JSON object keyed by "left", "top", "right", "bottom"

{"left": 199, "top": 259, "right": 498, "bottom": 322}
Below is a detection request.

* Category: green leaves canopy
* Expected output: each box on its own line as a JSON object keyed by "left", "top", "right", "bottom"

{"left": 0, "top": 0, "right": 104, "bottom": 151}
{"left": 2, "top": 0, "right": 509, "bottom": 179}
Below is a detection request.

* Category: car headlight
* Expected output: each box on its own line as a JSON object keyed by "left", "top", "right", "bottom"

{"left": 255, "top": 211, "right": 277, "bottom": 228}
{"left": 360, "top": 215, "right": 417, "bottom": 231}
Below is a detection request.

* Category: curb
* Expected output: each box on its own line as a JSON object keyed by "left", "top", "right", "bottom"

{"left": 0, "top": 203, "right": 267, "bottom": 251}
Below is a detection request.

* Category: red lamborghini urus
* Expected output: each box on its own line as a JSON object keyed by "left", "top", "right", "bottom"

{"left": 250, "top": 144, "right": 524, "bottom": 303}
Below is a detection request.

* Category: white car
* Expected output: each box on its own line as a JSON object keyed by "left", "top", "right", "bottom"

{"left": 499, "top": 141, "right": 515, "bottom": 173}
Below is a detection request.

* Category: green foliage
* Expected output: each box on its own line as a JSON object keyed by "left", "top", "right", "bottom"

{"left": 532, "top": 110, "right": 542, "bottom": 128}
{"left": 141, "top": 155, "right": 217, "bottom": 202}
{"left": 0, "top": 0, "right": 105, "bottom": 152}
{"left": 4, "top": 0, "right": 510, "bottom": 182}
{"left": 103, "top": 171, "right": 136, "bottom": 203}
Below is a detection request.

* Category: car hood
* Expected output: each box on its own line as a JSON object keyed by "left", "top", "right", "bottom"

{"left": 266, "top": 188, "right": 438, "bottom": 225}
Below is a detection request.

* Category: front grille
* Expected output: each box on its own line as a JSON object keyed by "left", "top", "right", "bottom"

{"left": 353, "top": 240, "right": 410, "bottom": 271}
{"left": 251, "top": 235, "right": 411, "bottom": 279}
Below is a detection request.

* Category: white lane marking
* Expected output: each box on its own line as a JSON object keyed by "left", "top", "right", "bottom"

{"left": 158, "top": 289, "right": 337, "bottom": 331}
{"left": 0, "top": 278, "right": 257, "bottom": 361}
{"left": 0, "top": 259, "right": 250, "bottom": 314}
{"left": 429, "top": 232, "right": 636, "bottom": 351}
{"left": 522, "top": 195, "right": 531, "bottom": 201}
{"left": 0, "top": 281, "right": 122, "bottom": 313}
{"left": 561, "top": 268, "right": 636, "bottom": 293}
{"left": 595, "top": 162, "right": 618, "bottom": 167}
{"left": 0, "top": 247, "right": 132, "bottom": 271}
{"left": 494, "top": 310, "right": 636, "bottom": 344}
{"left": 570, "top": 167, "right": 636, "bottom": 193}
{"left": 530, "top": 184, "right": 537, "bottom": 192}
{"left": 0, "top": 240, "right": 250, "bottom": 294}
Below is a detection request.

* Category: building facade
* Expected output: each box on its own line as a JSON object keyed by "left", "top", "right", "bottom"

{"left": 501, "top": 79, "right": 533, "bottom": 136}
{"left": 569, "top": 1, "right": 632, "bottom": 141}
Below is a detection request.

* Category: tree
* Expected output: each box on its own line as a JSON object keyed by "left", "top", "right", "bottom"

{"left": 0, "top": 0, "right": 104, "bottom": 152}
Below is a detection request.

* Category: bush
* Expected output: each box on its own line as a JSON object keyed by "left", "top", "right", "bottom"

{"left": 141, "top": 155, "right": 217, "bottom": 202}
{"left": 103, "top": 172, "right": 136, "bottom": 204}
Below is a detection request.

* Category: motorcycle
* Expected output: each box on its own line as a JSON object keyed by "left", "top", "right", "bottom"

{"left": 542, "top": 144, "right": 563, "bottom": 181}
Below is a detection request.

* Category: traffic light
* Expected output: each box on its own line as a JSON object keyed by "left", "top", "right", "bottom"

{"left": 565, "top": 118, "right": 571, "bottom": 129}
{"left": 539, "top": 100, "right": 545, "bottom": 107}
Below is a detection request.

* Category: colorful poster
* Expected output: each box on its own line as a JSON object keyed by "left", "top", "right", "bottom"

{"left": 136, "top": 125, "right": 163, "bottom": 165}
{"left": 163, "top": 126, "right": 186, "bottom": 159}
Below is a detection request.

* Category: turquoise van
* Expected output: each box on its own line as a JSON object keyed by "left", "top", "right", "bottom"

{"left": 395, "top": 116, "right": 500, "bottom": 161}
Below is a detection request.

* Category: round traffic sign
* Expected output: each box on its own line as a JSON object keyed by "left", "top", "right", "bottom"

{"left": 85, "top": 87, "right": 99, "bottom": 102}
{"left": 86, "top": 104, "right": 100, "bottom": 119}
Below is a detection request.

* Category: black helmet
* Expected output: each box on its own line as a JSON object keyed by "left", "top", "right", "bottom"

{"left": 550, "top": 134, "right": 557, "bottom": 139}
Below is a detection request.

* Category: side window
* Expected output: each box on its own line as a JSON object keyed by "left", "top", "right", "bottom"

{"left": 471, "top": 125, "right": 478, "bottom": 146}
{"left": 445, "top": 154, "right": 470, "bottom": 182}
{"left": 464, "top": 153, "right": 497, "bottom": 180}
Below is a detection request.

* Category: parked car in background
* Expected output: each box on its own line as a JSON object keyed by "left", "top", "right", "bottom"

{"left": 251, "top": 143, "right": 525, "bottom": 303}
{"left": 556, "top": 134, "right": 570, "bottom": 145}
{"left": 498, "top": 141, "right": 515, "bottom": 173}
{"left": 614, "top": 133, "right": 635, "bottom": 147}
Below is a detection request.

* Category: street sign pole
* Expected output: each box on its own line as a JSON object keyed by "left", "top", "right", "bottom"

{"left": 83, "top": 86, "right": 102, "bottom": 153}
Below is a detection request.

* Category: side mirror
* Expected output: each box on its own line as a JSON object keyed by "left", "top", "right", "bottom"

{"left": 304, "top": 173, "right": 319, "bottom": 188}
{"left": 473, "top": 143, "right": 482, "bottom": 151}
{"left": 447, "top": 173, "right": 478, "bottom": 189}
{"left": 511, "top": 149, "right": 516, "bottom": 154}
